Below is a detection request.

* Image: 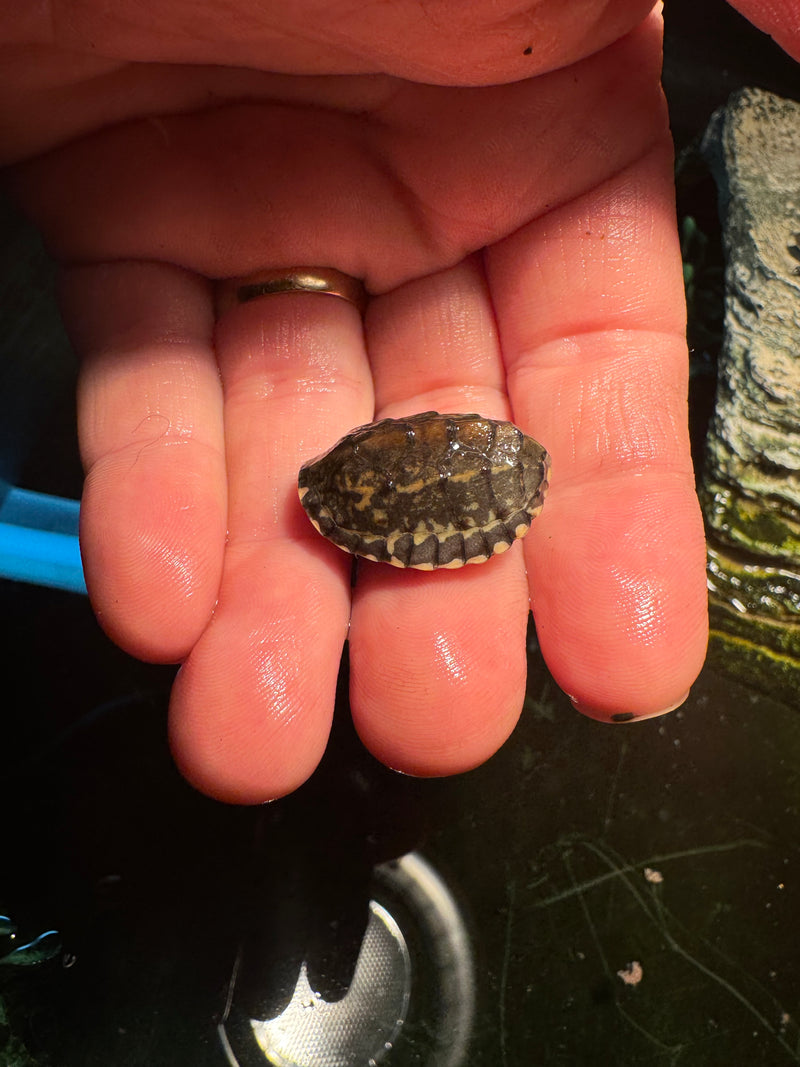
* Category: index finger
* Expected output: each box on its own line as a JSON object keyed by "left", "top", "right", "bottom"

{"left": 487, "top": 142, "right": 708, "bottom": 719}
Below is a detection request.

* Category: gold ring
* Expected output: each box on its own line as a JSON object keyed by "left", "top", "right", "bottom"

{"left": 215, "top": 267, "right": 368, "bottom": 317}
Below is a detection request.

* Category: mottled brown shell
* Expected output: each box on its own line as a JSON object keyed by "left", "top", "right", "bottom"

{"left": 298, "top": 412, "right": 550, "bottom": 569}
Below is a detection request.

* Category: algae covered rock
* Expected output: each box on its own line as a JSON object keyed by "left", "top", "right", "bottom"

{"left": 698, "top": 88, "right": 800, "bottom": 700}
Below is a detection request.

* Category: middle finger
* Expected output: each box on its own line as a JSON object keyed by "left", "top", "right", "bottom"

{"left": 350, "top": 256, "right": 532, "bottom": 775}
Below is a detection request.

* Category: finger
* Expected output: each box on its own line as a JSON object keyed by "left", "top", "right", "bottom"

{"left": 169, "top": 289, "right": 372, "bottom": 802}
{"left": 725, "top": 0, "right": 800, "bottom": 60}
{"left": 351, "top": 257, "right": 530, "bottom": 775}
{"left": 60, "top": 261, "right": 226, "bottom": 662}
{"left": 487, "top": 142, "right": 709, "bottom": 720}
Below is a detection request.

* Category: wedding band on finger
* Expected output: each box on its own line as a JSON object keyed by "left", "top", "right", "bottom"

{"left": 215, "top": 267, "right": 368, "bottom": 318}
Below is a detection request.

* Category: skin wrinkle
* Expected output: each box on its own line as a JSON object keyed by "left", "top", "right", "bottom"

{"left": 507, "top": 326, "right": 689, "bottom": 369}
{"left": 85, "top": 326, "right": 211, "bottom": 358}
{"left": 367, "top": 262, "right": 506, "bottom": 404}
{"left": 223, "top": 390, "right": 334, "bottom": 440}
{"left": 224, "top": 426, "right": 291, "bottom": 536}
{"left": 239, "top": 310, "right": 362, "bottom": 394}
{"left": 400, "top": 125, "right": 661, "bottom": 273}
{"left": 82, "top": 350, "right": 211, "bottom": 404}
{"left": 445, "top": 293, "right": 500, "bottom": 376}
{"left": 573, "top": 369, "right": 685, "bottom": 467}
{"left": 363, "top": 133, "right": 442, "bottom": 272}
{"left": 505, "top": 311, "right": 686, "bottom": 367}
{"left": 553, "top": 469, "right": 695, "bottom": 516}
{"left": 379, "top": 388, "right": 507, "bottom": 427}
{"left": 508, "top": 367, "right": 690, "bottom": 487}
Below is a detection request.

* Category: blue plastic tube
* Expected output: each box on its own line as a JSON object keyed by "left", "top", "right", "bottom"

{"left": 0, "top": 484, "right": 86, "bottom": 595}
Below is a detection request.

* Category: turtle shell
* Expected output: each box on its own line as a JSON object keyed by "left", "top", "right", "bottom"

{"left": 298, "top": 412, "right": 550, "bottom": 570}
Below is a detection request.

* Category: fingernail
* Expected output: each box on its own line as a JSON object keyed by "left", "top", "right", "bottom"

{"left": 570, "top": 690, "right": 691, "bottom": 723}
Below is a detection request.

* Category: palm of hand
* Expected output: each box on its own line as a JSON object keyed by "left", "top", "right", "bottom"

{"left": 4, "top": 4, "right": 708, "bottom": 801}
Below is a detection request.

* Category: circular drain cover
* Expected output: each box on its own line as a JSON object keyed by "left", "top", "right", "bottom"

{"left": 219, "top": 852, "right": 474, "bottom": 1067}
{"left": 250, "top": 900, "right": 409, "bottom": 1066}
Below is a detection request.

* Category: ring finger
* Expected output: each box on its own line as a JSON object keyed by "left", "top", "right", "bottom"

{"left": 169, "top": 278, "right": 372, "bottom": 802}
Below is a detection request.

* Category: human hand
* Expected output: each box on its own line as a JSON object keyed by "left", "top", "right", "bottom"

{"left": 3, "top": 0, "right": 770, "bottom": 803}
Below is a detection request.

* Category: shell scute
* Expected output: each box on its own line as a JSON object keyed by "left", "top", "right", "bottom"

{"left": 298, "top": 411, "right": 550, "bottom": 569}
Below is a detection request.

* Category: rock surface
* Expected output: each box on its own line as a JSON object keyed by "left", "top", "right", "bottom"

{"left": 699, "top": 87, "right": 800, "bottom": 700}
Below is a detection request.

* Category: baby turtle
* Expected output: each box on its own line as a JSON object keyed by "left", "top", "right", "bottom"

{"left": 298, "top": 411, "right": 550, "bottom": 569}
